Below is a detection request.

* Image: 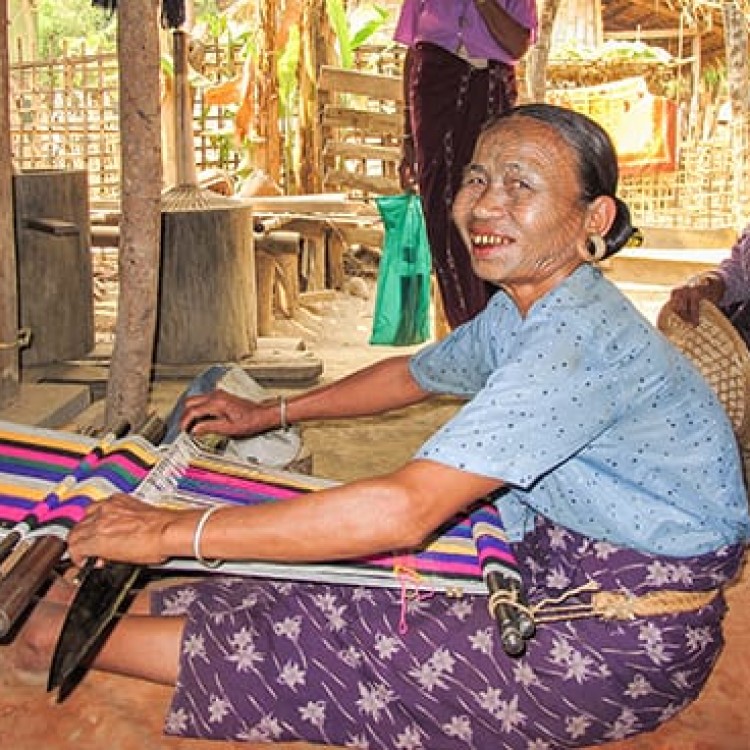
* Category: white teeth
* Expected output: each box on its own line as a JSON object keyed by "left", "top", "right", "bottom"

{"left": 471, "top": 234, "right": 509, "bottom": 246}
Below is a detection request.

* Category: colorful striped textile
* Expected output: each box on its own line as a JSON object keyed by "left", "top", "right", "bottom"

{"left": 0, "top": 421, "right": 155, "bottom": 539}
{"left": 0, "top": 421, "right": 523, "bottom": 597}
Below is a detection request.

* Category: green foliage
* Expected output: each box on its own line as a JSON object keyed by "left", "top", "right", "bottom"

{"left": 325, "top": 0, "right": 390, "bottom": 68}
{"left": 37, "top": 0, "right": 116, "bottom": 58}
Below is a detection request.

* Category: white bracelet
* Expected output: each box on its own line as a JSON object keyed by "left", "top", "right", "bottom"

{"left": 279, "top": 395, "right": 290, "bottom": 431}
{"left": 192, "top": 505, "right": 223, "bottom": 568}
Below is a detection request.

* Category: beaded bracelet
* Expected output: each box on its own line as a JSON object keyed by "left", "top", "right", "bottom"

{"left": 192, "top": 505, "right": 223, "bottom": 568}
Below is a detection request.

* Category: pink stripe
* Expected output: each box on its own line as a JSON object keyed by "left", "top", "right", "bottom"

{"left": 184, "top": 468, "right": 301, "bottom": 499}
{"left": 366, "top": 555, "right": 481, "bottom": 577}
{"left": 0, "top": 507, "right": 32, "bottom": 523}
{"left": 36, "top": 506, "right": 86, "bottom": 524}
{"left": 0, "top": 445, "right": 81, "bottom": 469}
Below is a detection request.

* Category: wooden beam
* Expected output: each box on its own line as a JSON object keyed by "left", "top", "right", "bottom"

{"left": 322, "top": 106, "right": 402, "bottom": 136}
{"left": 604, "top": 29, "right": 698, "bottom": 40}
{"left": 319, "top": 66, "right": 403, "bottom": 102}
{"left": 323, "top": 142, "right": 401, "bottom": 162}
{"left": 0, "top": 0, "right": 20, "bottom": 407}
{"left": 323, "top": 169, "right": 400, "bottom": 196}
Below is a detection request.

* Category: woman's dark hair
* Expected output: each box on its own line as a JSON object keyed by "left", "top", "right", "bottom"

{"left": 485, "top": 103, "right": 640, "bottom": 258}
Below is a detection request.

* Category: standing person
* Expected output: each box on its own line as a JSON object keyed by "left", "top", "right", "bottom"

{"left": 669, "top": 224, "right": 750, "bottom": 346}
{"left": 15, "top": 105, "right": 749, "bottom": 748}
{"left": 395, "top": 0, "right": 538, "bottom": 330}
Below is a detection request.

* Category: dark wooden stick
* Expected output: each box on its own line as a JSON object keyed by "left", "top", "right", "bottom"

{"left": 0, "top": 536, "right": 66, "bottom": 636}
{"left": 0, "top": 530, "right": 21, "bottom": 569}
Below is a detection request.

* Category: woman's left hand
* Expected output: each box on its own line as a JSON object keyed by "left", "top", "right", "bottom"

{"left": 67, "top": 493, "right": 179, "bottom": 567}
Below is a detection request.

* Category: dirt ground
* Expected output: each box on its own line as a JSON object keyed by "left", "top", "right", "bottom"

{"left": 1, "top": 273, "right": 749, "bottom": 749}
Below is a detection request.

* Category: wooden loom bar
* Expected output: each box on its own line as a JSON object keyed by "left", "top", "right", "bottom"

{"left": 0, "top": 536, "right": 66, "bottom": 636}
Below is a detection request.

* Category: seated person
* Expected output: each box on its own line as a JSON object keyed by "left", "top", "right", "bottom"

{"left": 15, "top": 104, "right": 750, "bottom": 748}
{"left": 669, "top": 225, "right": 750, "bottom": 346}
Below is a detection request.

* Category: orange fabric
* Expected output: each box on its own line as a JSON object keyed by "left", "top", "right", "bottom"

{"left": 548, "top": 77, "right": 678, "bottom": 174}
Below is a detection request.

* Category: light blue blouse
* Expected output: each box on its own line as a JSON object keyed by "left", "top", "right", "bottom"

{"left": 410, "top": 264, "right": 750, "bottom": 556}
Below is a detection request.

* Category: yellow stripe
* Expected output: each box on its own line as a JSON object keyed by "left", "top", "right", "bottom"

{"left": 0, "top": 480, "right": 48, "bottom": 502}
{"left": 472, "top": 521, "right": 509, "bottom": 542}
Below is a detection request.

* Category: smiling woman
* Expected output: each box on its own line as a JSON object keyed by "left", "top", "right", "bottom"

{"left": 9, "top": 104, "right": 750, "bottom": 749}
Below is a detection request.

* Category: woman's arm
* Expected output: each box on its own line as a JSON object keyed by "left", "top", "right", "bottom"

{"left": 66, "top": 459, "right": 504, "bottom": 567}
{"left": 182, "top": 354, "right": 431, "bottom": 438}
{"left": 475, "top": 0, "right": 533, "bottom": 60}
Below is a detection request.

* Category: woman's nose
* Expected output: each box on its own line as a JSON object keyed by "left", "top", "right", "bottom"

{"left": 472, "top": 188, "right": 507, "bottom": 217}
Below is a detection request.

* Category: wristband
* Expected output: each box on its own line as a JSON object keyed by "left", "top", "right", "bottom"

{"left": 279, "top": 395, "right": 290, "bottom": 430}
{"left": 193, "top": 505, "right": 223, "bottom": 568}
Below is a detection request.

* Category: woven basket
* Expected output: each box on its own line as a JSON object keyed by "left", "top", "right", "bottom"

{"left": 657, "top": 298, "right": 750, "bottom": 446}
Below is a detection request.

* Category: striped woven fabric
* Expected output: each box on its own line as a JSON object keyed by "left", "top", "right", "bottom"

{"left": 0, "top": 421, "right": 522, "bottom": 597}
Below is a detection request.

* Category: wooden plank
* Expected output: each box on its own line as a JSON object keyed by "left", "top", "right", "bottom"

{"left": 323, "top": 170, "right": 400, "bottom": 196}
{"left": 323, "top": 142, "right": 401, "bottom": 162}
{"left": 318, "top": 65, "right": 403, "bottom": 102}
{"left": 322, "top": 106, "right": 402, "bottom": 135}
{"left": 241, "top": 193, "right": 351, "bottom": 213}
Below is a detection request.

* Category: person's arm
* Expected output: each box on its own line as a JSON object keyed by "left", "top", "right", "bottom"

{"left": 399, "top": 46, "right": 418, "bottom": 191}
{"left": 65, "top": 458, "right": 504, "bottom": 567}
{"left": 669, "top": 271, "right": 725, "bottom": 325}
{"left": 474, "top": 0, "right": 533, "bottom": 60}
{"left": 180, "top": 354, "right": 431, "bottom": 438}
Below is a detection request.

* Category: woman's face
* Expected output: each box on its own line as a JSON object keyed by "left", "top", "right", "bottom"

{"left": 452, "top": 116, "right": 595, "bottom": 314}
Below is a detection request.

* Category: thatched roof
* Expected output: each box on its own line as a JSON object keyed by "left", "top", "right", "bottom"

{"left": 601, "top": 0, "right": 727, "bottom": 64}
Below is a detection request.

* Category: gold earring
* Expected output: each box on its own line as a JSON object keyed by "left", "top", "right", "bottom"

{"left": 585, "top": 233, "right": 607, "bottom": 262}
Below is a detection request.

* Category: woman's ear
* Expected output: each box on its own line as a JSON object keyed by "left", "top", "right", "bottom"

{"left": 585, "top": 195, "right": 617, "bottom": 237}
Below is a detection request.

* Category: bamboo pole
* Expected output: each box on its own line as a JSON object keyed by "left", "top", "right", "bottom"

{"left": 0, "top": 0, "right": 20, "bottom": 408}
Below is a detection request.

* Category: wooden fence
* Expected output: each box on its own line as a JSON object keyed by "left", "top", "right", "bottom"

{"left": 9, "top": 42, "right": 244, "bottom": 205}
{"left": 9, "top": 42, "right": 746, "bottom": 230}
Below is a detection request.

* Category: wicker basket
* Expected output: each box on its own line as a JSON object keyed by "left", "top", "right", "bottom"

{"left": 658, "top": 299, "right": 750, "bottom": 489}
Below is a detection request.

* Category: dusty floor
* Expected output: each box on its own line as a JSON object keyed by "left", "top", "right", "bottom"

{"left": 1, "top": 272, "right": 749, "bottom": 749}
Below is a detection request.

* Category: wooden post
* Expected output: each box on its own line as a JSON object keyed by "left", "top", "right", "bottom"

{"left": 104, "top": 0, "right": 162, "bottom": 430}
{"left": 0, "top": 0, "right": 19, "bottom": 408}
{"left": 296, "top": 0, "right": 334, "bottom": 193}
{"left": 255, "top": 2, "right": 282, "bottom": 182}
{"left": 524, "top": 0, "right": 562, "bottom": 102}
{"left": 722, "top": 1, "right": 750, "bottom": 228}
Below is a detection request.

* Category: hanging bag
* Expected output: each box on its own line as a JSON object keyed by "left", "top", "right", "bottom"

{"left": 370, "top": 192, "right": 432, "bottom": 346}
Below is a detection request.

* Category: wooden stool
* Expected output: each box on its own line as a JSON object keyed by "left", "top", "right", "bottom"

{"left": 255, "top": 230, "right": 302, "bottom": 336}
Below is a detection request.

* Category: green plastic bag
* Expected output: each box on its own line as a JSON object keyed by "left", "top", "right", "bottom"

{"left": 370, "top": 192, "right": 432, "bottom": 346}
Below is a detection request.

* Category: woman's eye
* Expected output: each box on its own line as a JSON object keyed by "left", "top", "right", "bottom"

{"left": 506, "top": 177, "right": 530, "bottom": 192}
{"left": 462, "top": 173, "right": 486, "bottom": 187}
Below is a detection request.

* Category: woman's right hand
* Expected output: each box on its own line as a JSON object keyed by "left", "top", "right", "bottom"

{"left": 179, "top": 389, "right": 276, "bottom": 438}
{"left": 399, "top": 137, "right": 418, "bottom": 192}
{"left": 668, "top": 273, "right": 725, "bottom": 326}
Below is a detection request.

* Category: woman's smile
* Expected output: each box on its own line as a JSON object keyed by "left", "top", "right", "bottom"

{"left": 469, "top": 232, "right": 516, "bottom": 260}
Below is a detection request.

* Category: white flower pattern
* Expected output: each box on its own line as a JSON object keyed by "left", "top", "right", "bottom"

{"left": 154, "top": 520, "right": 740, "bottom": 749}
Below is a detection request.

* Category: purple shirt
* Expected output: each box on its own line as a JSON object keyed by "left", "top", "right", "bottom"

{"left": 394, "top": 0, "right": 538, "bottom": 64}
{"left": 717, "top": 225, "right": 750, "bottom": 307}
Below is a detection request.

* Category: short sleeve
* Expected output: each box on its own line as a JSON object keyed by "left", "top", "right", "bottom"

{"left": 415, "top": 315, "right": 632, "bottom": 487}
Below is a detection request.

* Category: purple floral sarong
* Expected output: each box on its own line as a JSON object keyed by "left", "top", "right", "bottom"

{"left": 152, "top": 518, "right": 745, "bottom": 748}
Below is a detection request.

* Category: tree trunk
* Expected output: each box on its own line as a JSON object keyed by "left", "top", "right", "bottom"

{"left": 722, "top": 1, "right": 750, "bottom": 228}
{"left": 525, "top": 0, "right": 561, "bottom": 103}
{"left": 255, "top": 2, "right": 282, "bottom": 183}
{"left": 0, "top": 0, "right": 19, "bottom": 409}
{"left": 296, "top": 0, "right": 334, "bottom": 193}
{"left": 104, "top": 0, "right": 162, "bottom": 430}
